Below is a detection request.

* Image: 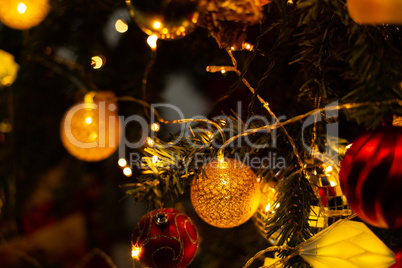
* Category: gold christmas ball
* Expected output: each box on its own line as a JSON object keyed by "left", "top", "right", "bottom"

{"left": 0, "top": 0, "right": 50, "bottom": 30}
{"left": 126, "top": 0, "right": 200, "bottom": 40}
{"left": 190, "top": 158, "right": 260, "bottom": 228}
{"left": 60, "top": 92, "right": 121, "bottom": 162}
{"left": 0, "top": 50, "right": 19, "bottom": 87}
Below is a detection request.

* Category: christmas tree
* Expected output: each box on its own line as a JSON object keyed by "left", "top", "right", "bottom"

{"left": 0, "top": 0, "right": 402, "bottom": 267}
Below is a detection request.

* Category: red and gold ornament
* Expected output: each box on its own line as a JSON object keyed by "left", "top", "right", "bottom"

{"left": 391, "top": 247, "right": 402, "bottom": 268}
{"left": 339, "top": 125, "right": 402, "bottom": 229}
{"left": 131, "top": 208, "right": 199, "bottom": 268}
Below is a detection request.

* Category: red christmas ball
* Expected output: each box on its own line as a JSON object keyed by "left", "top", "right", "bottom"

{"left": 131, "top": 208, "right": 199, "bottom": 268}
{"left": 391, "top": 247, "right": 402, "bottom": 268}
{"left": 339, "top": 126, "right": 402, "bottom": 229}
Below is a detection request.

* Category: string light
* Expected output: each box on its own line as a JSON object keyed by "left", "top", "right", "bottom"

{"left": 325, "top": 166, "right": 332, "bottom": 173}
{"left": 153, "top": 21, "right": 161, "bottom": 29}
{"left": 131, "top": 247, "right": 141, "bottom": 258}
{"left": 150, "top": 122, "right": 160, "bottom": 132}
{"left": 118, "top": 158, "right": 127, "bottom": 167}
{"left": 115, "top": 19, "right": 128, "bottom": 33}
{"left": 123, "top": 167, "right": 132, "bottom": 177}
{"left": 147, "top": 137, "right": 154, "bottom": 147}
{"left": 322, "top": 164, "right": 339, "bottom": 187}
{"left": 91, "top": 55, "right": 105, "bottom": 69}
{"left": 206, "top": 131, "right": 213, "bottom": 139}
{"left": 152, "top": 155, "right": 158, "bottom": 163}
{"left": 147, "top": 35, "right": 158, "bottom": 51}
{"left": 0, "top": 0, "right": 50, "bottom": 30}
{"left": 242, "top": 42, "right": 253, "bottom": 51}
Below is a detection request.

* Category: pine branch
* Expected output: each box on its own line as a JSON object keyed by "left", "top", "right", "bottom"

{"left": 264, "top": 170, "right": 316, "bottom": 267}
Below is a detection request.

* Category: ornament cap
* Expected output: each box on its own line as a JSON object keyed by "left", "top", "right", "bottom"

{"left": 155, "top": 212, "right": 168, "bottom": 227}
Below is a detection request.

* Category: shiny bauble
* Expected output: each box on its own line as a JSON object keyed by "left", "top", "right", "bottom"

{"left": 0, "top": 0, "right": 50, "bottom": 30}
{"left": 340, "top": 126, "right": 402, "bottom": 229}
{"left": 347, "top": 0, "right": 402, "bottom": 25}
{"left": 131, "top": 208, "right": 199, "bottom": 268}
{"left": 126, "top": 0, "right": 200, "bottom": 40}
{"left": 191, "top": 158, "right": 260, "bottom": 228}
{"left": 60, "top": 92, "right": 121, "bottom": 162}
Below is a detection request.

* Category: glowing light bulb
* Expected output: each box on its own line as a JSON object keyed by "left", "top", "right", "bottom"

{"left": 131, "top": 247, "right": 141, "bottom": 258}
{"left": 153, "top": 21, "right": 161, "bottom": 29}
{"left": 17, "top": 2, "right": 27, "bottom": 14}
{"left": 147, "top": 35, "right": 158, "bottom": 51}
{"left": 115, "top": 19, "right": 128, "bottom": 33}
{"left": 150, "top": 123, "right": 160, "bottom": 132}
{"left": 242, "top": 42, "right": 253, "bottom": 51}
{"left": 85, "top": 117, "right": 92, "bottom": 124}
{"left": 0, "top": 0, "right": 50, "bottom": 30}
{"left": 329, "top": 180, "right": 337, "bottom": 187}
{"left": 206, "top": 131, "right": 213, "bottom": 139}
{"left": 152, "top": 155, "right": 158, "bottom": 164}
{"left": 118, "top": 158, "right": 127, "bottom": 167}
{"left": 221, "top": 70, "right": 226, "bottom": 74}
{"left": 147, "top": 137, "right": 154, "bottom": 146}
{"left": 91, "top": 56, "right": 105, "bottom": 69}
{"left": 123, "top": 167, "right": 132, "bottom": 177}
{"left": 265, "top": 203, "right": 271, "bottom": 212}
{"left": 325, "top": 165, "right": 333, "bottom": 173}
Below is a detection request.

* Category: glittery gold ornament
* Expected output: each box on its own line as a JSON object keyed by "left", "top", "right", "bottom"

{"left": 60, "top": 91, "right": 121, "bottom": 162}
{"left": 0, "top": 50, "right": 19, "bottom": 87}
{"left": 0, "top": 0, "right": 50, "bottom": 30}
{"left": 126, "top": 0, "right": 200, "bottom": 40}
{"left": 190, "top": 158, "right": 260, "bottom": 228}
{"left": 198, "top": 0, "right": 263, "bottom": 49}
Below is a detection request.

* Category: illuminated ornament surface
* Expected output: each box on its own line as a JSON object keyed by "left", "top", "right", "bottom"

{"left": 131, "top": 208, "right": 199, "bottom": 268}
{"left": 60, "top": 91, "right": 121, "bottom": 162}
{"left": 301, "top": 220, "right": 395, "bottom": 268}
{"left": 191, "top": 158, "right": 260, "bottom": 228}
{"left": 126, "top": 0, "right": 200, "bottom": 40}
{"left": 391, "top": 247, "right": 402, "bottom": 268}
{"left": 339, "top": 126, "right": 402, "bottom": 229}
{"left": 347, "top": 0, "right": 402, "bottom": 24}
{"left": 0, "top": 50, "right": 19, "bottom": 87}
{"left": 0, "top": 0, "right": 50, "bottom": 30}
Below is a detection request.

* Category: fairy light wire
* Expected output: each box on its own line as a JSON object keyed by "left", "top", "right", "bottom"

{"left": 224, "top": 49, "right": 304, "bottom": 169}
{"left": 217, "top": 99, "right": 402, "bottom": 161}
